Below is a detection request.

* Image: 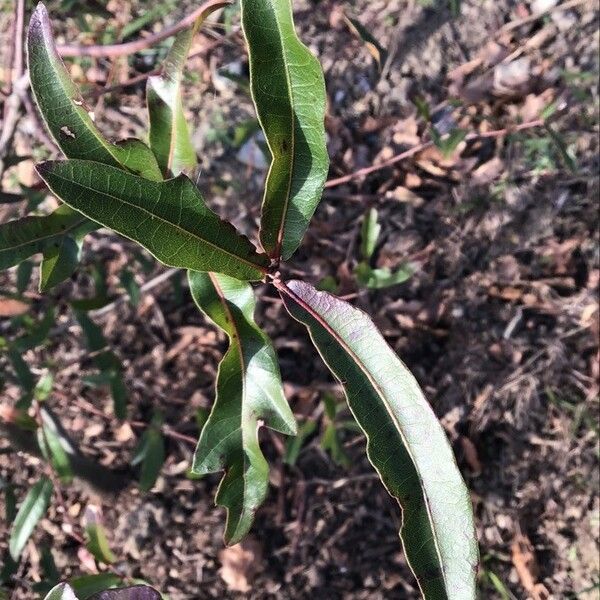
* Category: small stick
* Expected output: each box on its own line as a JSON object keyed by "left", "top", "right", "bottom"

{"left": 324, "top": 119, "right": 545, "bottom": 189}
{"left": 498, "top": 0, "right": 590, "bottom": 34}
{"left": 57, "top": 0, "right": 231, "bottom": 58}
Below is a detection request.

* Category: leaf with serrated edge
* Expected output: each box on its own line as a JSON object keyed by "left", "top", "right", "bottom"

{"left": 188, "top": 271, "right": 296, "bottom": 544}
{"left": 9, "top": 476, "right": 53, "bottom": 560}
{"left": 276, "top": 280, "right": 478, "bottom": 600}
{"left": 36, "top": 160, "right": 269, "bottom": 281}
{"left": 28, "top": 3, "right": 162, "bottom": 182}
{"left": 242, "top": 0, "right": 329, "bottom": 260}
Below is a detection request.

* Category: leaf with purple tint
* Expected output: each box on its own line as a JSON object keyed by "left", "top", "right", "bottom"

{"left": 276, "top": 279, "right": 478, "bottom": 600}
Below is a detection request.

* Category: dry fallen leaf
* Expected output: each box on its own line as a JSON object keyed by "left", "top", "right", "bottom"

{"left": 218, "top": 537, "right": 263, "bottom": 593}
{"left": 0, "top": 297, "right": 29, "bottom": 317}
{"left": 511, "top": 534, "right": 550, "bottom": 600}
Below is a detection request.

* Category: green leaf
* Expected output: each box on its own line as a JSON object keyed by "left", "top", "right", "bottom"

{"left": 277, "top": 280, "right": 478, "bottom": 599}
{"left": 37, "top": 160, "right": 269, "bottom": 281}
{"left": 188, "top": 271, "right": 296, "bottom": 544}
{"left": 27, "top": 4, "right": 161, "bottom": 182}
{"left": 38, "top": 421, "right": 73, "bottom": 483}
{"left": 431, "top": 128, "right": 467, "bottom": 158}
{"left": 70, "top": 574, "right": 122, "bottom": 599}
{"left": 283, "top": 419, "right": 316, "bottom": 466}
{"left": 13, "top": 306, "right": 55, "bottom": 352}
{"left": 118, "top": 270, "right": 140, "bottom": 307}
{"left": 9, "top": 477, "right": 53, "bottom": 560}
{"left": 147, "top": 22, "right": 201, "bottom": 177}
{"left": 3, "top": 483, "right": 17, "bottom": 524}
{"left": 43, "top": 583, "right": 78, "bottom": 600}
{"left": 84, "top": 505, "right": 116, "bottom": 564}
{"left": 242, "top": 0, "right": 329, "bottom": 260}
{"left": 34, "top": 372, "right": 54, "bottom": 401}
{"left": 354, "top": 261, "right": 413, "bottom": 289}
{"left": 342, "top": 14, "right": 388, "bottom": 72}
{"left": 40, "top": 234, "right": 80, "bottom": 292}
{"left": 8, "top": 349, "right": 35, "bottom": 392}
{"left": 544, "top": 124, "right": 577, "bottom": 173}
{"left": 0, "top": 205, "right": 87, "bottom": 271}
{"left": 131, "top": 426, "right": 165, "bottom": 492}
{"left": 16, "top": 261, "right": 33, "bottom": 295}
{"left": 360, "top": 208, "right": 381, "bottom": 261}
{"left": 74, "top": 311, "right": 127, "bottom": 419}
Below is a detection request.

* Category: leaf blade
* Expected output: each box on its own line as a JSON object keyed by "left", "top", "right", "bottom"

{"left": 9, "top": 477, "right": 53, "bottom": 560}
{"left": 188, "top": 271, "right": 296, "bottom": 544}
{"left": 242, "top": 0, "right": 329, "bottom": 260}
{"left": 0, "top": 205, "right": 87, "bottom": 271}
{"left": 36, "top": 160, "right": 269, "bottom": 281}
{"left": 27, "top": 4, "right": 161, "bottom": 181}
{"left": 277, "top": 280, "right": 478, "bottom": 599}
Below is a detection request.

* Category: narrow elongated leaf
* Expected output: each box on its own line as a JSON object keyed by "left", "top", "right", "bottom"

{"left": 276, "top": 280, "right": 478, "bottom": 599}
{"left": 84, "top": 506, "right": 116, "bottom": 564}
{"left": 360, "top": 208, "right": 381, "bottom": 261}
{"left": 75, "top": 310, "right": 127, "bottom": 419}
{"left": 70, "top": 574, "right": 122, "bottom": 599}
{"left": 188, "top": 271, "right": 296, "bottom": 544}
{"left": 9, "top": 477, "right": 53, "bottom": 560}
{"left": 40, "top": 236, "right": 79, "bottom": 291}
{"left": 37, "top": 160, "right": 269, "bottom": 281}
{"left": 0, "top": 205, "right": 87, "bottom": 271}
{"left": 38, "top": 422, "right": 73, "bottom": 483}
{"left": 242, "top": 0, "right": 329, "bottom": 260}
{"left": 28, "top": 4, "right": 161, "bottom": 182}
{"left": 147, "top": 22, "right": 201, "bottom": 176}
{"left": 131, "top": 426, "right": 165, "bottom": 492}
{"left": 26, "top": 3, "right": 162, "bottom": 289}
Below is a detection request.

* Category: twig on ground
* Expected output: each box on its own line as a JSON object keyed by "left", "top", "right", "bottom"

{"left": 0, "top": 0, "right": 26, "bottom": 179}
{"left": 324, "top": 119, "right": 545, "bottom": 189}
{"left": 84, "top": 39, "right": 224, "bottom": 98}
{"left": 90, "top": 267, "right": 180, "bottom": 319}
{"left": 57, "top": 0, "right": 231, "bottom": 58}
{"left": 498, "top": 0, "right": 591, "bottom": 34}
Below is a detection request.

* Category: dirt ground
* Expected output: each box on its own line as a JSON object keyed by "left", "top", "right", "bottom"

{"left": 0, "top": 0, "right": 599, "bottom": 598}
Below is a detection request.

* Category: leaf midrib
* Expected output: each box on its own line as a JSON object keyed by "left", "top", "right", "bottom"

{"left": 45, "top": 169, "right": 267, "bottom": 274}
{"left": 209, "top": 273, "right": 252, "bottom": 532}
{"left": 248, "top": 0, "right": 296, "bottom": 259}
{"left": 278, "top": 281, "right": 447, "bottom": 589}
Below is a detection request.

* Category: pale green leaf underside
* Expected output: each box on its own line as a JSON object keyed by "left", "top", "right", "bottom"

{"left": 242, "top": 0, "right": 329, "bottom": 260}
{"left": 278, "top": 280, "right": 478, "bottom": 600}
{"left": 147, "top": 25, "right": 198, "bottom": 177}
{"left": 43, "top": 583, "right": 78, "bottom": 600}
{"left": 36, "top": 160, "right": 269, "bottom": 281}
{"left": 9, "top": 476, "right": 53, "bottom": 560}
{"left": 188, "top": 271, "right": 296, "bottom": 544}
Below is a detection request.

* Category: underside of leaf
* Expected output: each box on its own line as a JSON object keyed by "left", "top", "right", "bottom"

{"left": 277, "top": 279, "right": 478, "bottom": 599}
